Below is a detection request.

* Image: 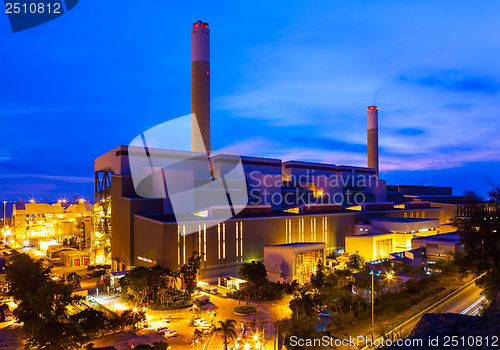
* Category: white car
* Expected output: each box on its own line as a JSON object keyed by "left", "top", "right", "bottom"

{"left": 157, "top": 326, "right": 168, "bottom": 333}
{"left": 193, "top": 318, "right": 208, "bottom": 327}
{"left": 160, "top": 329, "right": 178, "bottom": 338}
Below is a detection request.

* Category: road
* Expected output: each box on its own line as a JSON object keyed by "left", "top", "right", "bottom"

{"left": 394, "top": 281, "right": 487, "bottom": 338}
{"left": 92, "top": 291, "right": 292, "bottom": 349}
{"left": 358, "top": 279, "right": 490, "bottom": 350}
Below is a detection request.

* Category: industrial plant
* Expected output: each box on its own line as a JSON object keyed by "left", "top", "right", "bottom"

{"left": 90, "top": 21, "right": 469, "bottom": 285}
{"left": 2, "top": 5, "right": 498, "bottom": 349}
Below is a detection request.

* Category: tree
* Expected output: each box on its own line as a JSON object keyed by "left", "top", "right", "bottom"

{"left": 349, "top": 251, "right": 365, "bottom": 270}
{"left": 66, "top": 272, "right": 81, "bottom": 289}
{"left": 118, "top": 309, "right": 146, "bottom": 331}
{"left": 70, "top": 308, "right": 107, "bottom": 339}
{"left": 5, "top": 254, "right": 85, "bottom": 349}
{"left": 239, "top": 261, "right": 267, "bottom": 286}
{"left": 180, "top": 251, "right": 203, "bottom": 296}
{"left": 310, "top": 260, "right": 325, "bottom": 290}
{"left": 152, "top": 341, "right": 169, "bottom": 350}
{"left": 282, "top": 291, "right": 318, "bottom": 349}
{"left": 214, "top": 319, "right": 237, "bottom": 350}
{"left": 453, "top": 187, "right": 500, "bottom": 300}
{"left": 193, "top": 328, "right": 205, "bottom": 347}
{"left": 119, "top": 265, "right": 181, "bottom": 307}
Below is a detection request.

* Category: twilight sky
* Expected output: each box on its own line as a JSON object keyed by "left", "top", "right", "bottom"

{"left": 1, "top": 0, "right": 499, "bottom": 204}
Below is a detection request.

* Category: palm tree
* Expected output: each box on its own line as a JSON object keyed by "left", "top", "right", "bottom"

{"left": 214, "top": 319, "right": 237, "bottom": 350}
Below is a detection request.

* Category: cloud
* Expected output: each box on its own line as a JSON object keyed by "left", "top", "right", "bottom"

{"left": 401, "top": 70, "right": 499, "bottom": 94}
{"left": 0, "top": 174, "right": 93, "bottom": 183}
{"left": 397, "top": 128, "right": 425, "bottom": 136}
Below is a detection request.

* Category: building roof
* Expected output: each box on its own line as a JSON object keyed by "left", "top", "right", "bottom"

{"left": 412, "top": 232, "right": 461, "bottom": 242}
{"left": 349, "top": 230, "right": 393, "bottom": 237}
{"left": 372, "top": 218, "right": 437, "bottom": 223}
{"left": 265, "top": 242, "right": 325, "bottom": 248}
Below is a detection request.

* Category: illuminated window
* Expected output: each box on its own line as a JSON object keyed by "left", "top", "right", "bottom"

{"left": 218, "top": 223, "right": 221, "bottom": 260}
{"left": 182, "top": 225, "right": 186, "bottom": 264}
{"left": 203, "top": 223, "right": 207, "bottom": 262}
{"left": 222, "top": 222, "right": 226, "bottom": 259}
{"left": 198, "top": 224, "right": 202, "bottom": 254}
{"left": 240, "top": 221, "right": 243, "bottom": 260}
{"left": 323, "top": 217, "right": 328, "bottom": 245}
{"left": 301, "top": 218, "right": 305, "bottom": 242}
{"left": 286, "top": 219, "right": 292, "bottom": 243}
{"left": 194, "top": 209, "right": 208, "bottom": 217}
{"left": 177, "top": 225, "right": 181, "bottom": 265}
{"left": 285, "top": 219, "right": 289, "bottom": 243}
{"left": 311, "top": 218, "right": 317, "bottom": 242}
{"left": 236, "top": 222, "right": 239, "bottom": 257}
{"left": 296, "top": 249, "right": 324, "bottom": 284}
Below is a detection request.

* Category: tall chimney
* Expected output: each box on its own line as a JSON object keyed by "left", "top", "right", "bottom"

{"left": 367, "top": 106, "right": 379, "bottom": 177}
{"left": 191, "top": 20, "right": 211, "bottom": 153}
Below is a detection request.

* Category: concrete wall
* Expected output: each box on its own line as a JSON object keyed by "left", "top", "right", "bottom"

{"left": 264, "top": 247, "right": 295, "bottom": 283}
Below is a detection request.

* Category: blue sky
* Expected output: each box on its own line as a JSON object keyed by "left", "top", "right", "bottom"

{"left": 0, "top": 0, "right": 499, "bottom": 204}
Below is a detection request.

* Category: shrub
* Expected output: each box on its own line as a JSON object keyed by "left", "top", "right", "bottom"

{"left": 233, "top": 305, "right": 257, "bottom": 315}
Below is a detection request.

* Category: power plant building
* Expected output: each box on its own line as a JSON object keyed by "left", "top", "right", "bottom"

{"left": 93, "top": 21, "right": 462, "bottom": 282}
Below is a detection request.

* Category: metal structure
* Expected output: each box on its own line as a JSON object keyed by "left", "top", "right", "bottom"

{"left": 92, "top": 169, "right": 113, "bottom": 264}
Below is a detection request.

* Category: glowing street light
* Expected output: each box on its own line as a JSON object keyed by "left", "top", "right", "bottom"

{"left": 243, "top": 343, "right": 250, "bottom": 350}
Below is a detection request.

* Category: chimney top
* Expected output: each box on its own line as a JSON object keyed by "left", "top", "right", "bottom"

{"left": 193, "top": 20, "right": 209, "bottom": 28}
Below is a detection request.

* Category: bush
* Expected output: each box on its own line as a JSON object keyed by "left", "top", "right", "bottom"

{"left": 384, "top": 299, "right": 411, "bottom": 315}
{"left": 233, "top": 305, "right": 257, "bottom": 315}
{"left": 228, "top": 282, "right": 285, "bottom": 301}
{"left": 149, "top": 300, "right": 192, "bottom": 310}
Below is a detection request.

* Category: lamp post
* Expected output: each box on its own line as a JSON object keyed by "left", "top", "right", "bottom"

{"left": 3, "top": 201, "right": 6, "bottom": 226}
{"left": 371, "top": 270, "right": 374, "bottom": 341}
{"left": 371, "top": 270, "right": 392, "bottom": 341}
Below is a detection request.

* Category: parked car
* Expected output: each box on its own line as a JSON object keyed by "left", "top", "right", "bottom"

{"left": 157, "top": 326, "right": 168, "bottom": 333}
{"left": 193, "top": 318, "right": 208, "bottom": 327}
{"left": 127, "top": 341, "right": 154, "bottom": 348}
{"left": 0, "top": 304, "right": 13, "bottom": 321}
{"left": 160, "top": 329, "right": 178, "bottom": 338}
{"left": 196, "top": 295, "right": 210, "bottom": 305}
{"left": 164, "top": 314, "right": 172, "bottom": 322}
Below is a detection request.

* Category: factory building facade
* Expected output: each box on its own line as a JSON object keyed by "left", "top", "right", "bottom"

{"left": 94, "top": 145, "right": 450, "bottom": 282}
{"left": 93, "top": 20, "right": 461, "bottom": 282}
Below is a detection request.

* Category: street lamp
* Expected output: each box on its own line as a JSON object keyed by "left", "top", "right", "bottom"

{"left": 371, "top": 270, "right": 374, "bottom": 340}
{"left": 3, "top": 201, "right": 6, "bottom": 226}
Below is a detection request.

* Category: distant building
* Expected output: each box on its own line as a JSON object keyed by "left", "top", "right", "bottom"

{"left": 346, "top": 218, "right": 440, "bottom": 260}
{"left": 9, "top": 201, "right": 92, "bottom": 249}
{"left": 264, "top": 243, "right": 326, "bottom": 284}
{"left": 411, "top": 232, "right": 464, "bottom": 261}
